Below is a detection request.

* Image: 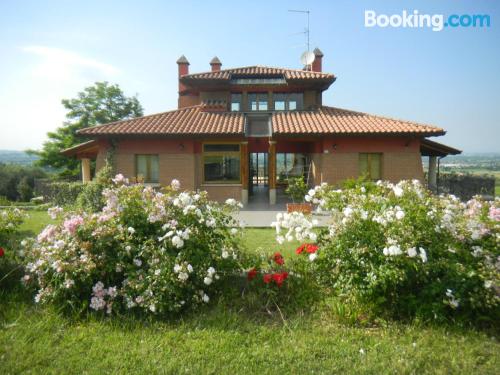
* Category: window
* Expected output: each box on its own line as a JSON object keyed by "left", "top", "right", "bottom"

{"left": 276, "top": 153, "right": 309, "bottom": 183}
{"left": 272, "top": 93, "right": 303, "bottom": 111}
{"left": 230, "top": 93, "right": 241, "bottom": 111}
{"left": 248, "top": 93, "right": 268, "bottom": 111}
{"left": 136, "top": 155, "right": 159, "bottom": 183}
{"left": 359, "top": 153, "right": 382, "bottom": 180}
{"left": 203, "top": 144, "right": 241, "bottom": 183}
{"left": 274, "top": 93, "right": 286, "bottom": 111}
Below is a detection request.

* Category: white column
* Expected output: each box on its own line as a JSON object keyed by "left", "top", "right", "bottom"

{"left": 81, "top": 158, "right": 91, "bottom": 183}
{"left": 428, "top": 156, "right": 437, "bottom": 192}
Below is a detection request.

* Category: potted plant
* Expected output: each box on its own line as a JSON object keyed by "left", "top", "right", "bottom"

{"left": 285, "top": 176, "right": 312, "bottom": 214}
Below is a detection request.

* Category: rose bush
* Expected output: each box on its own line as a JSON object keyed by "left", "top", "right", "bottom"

{"left": 244, "top": 245, "right": 321, "bottom": 312}
{"left": 22, "top": 177, "right": 243, "bottom": 316}
{"left": 1, "top": 207, "right": 27, "bottom": 287}
{"left": 299, "top": 180, "right": 499, "bottom": 322}
{"left": 0, "top": 208, "right": 25, "bottom": 246}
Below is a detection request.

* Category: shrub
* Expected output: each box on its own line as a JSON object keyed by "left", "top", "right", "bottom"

{"left": 302, "top": 180, "right": 499, "bottom": 322}
{"left": 76, "top": 163, "right": 113, "bottom": 212}
{"left": 1, "top": 208, "right": 27, "bottom": 288}
{"left": 23, "top": 177, "right": 244, "bottom": 316}
{"left": 244, "top": 247, "right": 320, "bottom": 312}
{"left": 285, "top": 176, "right": 308, "bottom": 203}
{"left": 0, "top": 208, "right": 26, "bottom": 247}
{"left": 0, "top": 163, "right": 47, "bottom": 202}
{"left": 46, "top": 181, "right": 85, "bottom": 207}
{"left": 17, "top": 176, "right": 34, "bottom": 202}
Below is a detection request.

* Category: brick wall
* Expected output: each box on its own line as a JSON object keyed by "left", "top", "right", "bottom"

{"left": 159, "top": 154, "right": 196, "bottom": 189}
{"left": 383, "top": 152, "right": 424, "bottom": 182}
{"left": 201, "top": 185, "right": 242, "bottom": 202}
{"left": 178, "top": 94, "right": 200, "bottom": 108}
{"left": 320, "top": 153, "right": 359, "bottom": 186}
{"left": 109, "top": 140, "right": 196, "bottom": 190}
{"left": 319, "top": 151, "right": 424, "bottom": 186}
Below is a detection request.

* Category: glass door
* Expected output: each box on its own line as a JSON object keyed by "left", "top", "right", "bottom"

{"left": 250, "top": 152, "right": 268, "bottom": 186}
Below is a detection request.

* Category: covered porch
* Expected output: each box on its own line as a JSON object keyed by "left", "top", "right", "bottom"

{"left": 420, "top": 139, "right": 461, "bottom": 192}
{"left": 242, "top": 137, "right": 318, "bottom": 206}
{"left": 61, "top": 140, "right": 99, "bottom": 183}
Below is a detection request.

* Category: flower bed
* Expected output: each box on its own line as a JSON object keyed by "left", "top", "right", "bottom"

{"left": 22, "top": 177, "right": 243, "bottom": 316}
{"left": 297, "top": 180, "right": 499, "bottom": 322}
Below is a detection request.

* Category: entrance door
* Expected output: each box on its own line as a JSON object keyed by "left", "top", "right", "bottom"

{"left": 249, "top": 153, "right": 268, "bottom": 201}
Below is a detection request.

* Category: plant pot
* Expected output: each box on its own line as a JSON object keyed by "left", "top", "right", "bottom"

{"left": 286, "top": 202, "right": 312, "bottom": 214}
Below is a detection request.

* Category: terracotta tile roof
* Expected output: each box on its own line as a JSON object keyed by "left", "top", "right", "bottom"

{"left": 78, "top": 105, "right": 245, "bottom": 136}
{"left": 180, "top": 65, "right": 335, "bottom": 81}
{"left": 272, "top": 106, "right": 445, "bottom": 136}
{"left": 78, "top": 105, "right": 444, "bottom": 137}
{"left": 61, "top": 140, "right": 99, "bottom": 157}
{"left": 420, "top": 139, "right": 461, "bottom": 156}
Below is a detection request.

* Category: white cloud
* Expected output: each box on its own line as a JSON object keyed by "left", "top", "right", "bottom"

{"left": 0, "top": 46, "right": 121, "bottom": 150}
{"left": 21, "top": 45, "right": 119, "bottom": 80}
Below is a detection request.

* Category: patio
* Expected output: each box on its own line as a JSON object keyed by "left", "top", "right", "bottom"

{"left": 237, "top": 186, "right": 331, "bottom": 227}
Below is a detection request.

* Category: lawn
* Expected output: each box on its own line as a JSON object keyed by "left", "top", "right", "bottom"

{"left": 1, "top": 210, "right": 499, "bottom": 374}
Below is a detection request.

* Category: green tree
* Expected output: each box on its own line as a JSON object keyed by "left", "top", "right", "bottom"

{"left": 17, "top": 176, "right": 33, "bottom": 202}
{"left": 30, "top": 82, "right": 143, "bottom": 177}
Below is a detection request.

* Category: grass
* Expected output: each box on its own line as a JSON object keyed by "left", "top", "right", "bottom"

{"left": 19, "top": 210, "right": 59, "bottom": 235}
{"left": 1, "top": 211, "right": 499, "bottom": 374}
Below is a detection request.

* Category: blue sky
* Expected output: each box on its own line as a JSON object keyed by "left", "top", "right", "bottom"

{"left": 0, "top": 0, "right": 498, "bottom": 152}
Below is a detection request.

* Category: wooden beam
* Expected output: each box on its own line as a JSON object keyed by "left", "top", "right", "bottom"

{"left": 268, "top": 140, "right": 277, "bottom": 189}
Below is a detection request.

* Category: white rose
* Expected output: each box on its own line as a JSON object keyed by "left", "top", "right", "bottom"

{"left": 171, "top": 179, "right": 181, "bottom": 191}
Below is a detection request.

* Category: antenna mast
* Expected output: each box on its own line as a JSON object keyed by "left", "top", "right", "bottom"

{"left": 288, "top": 9, "right": 310, "bottom": 51}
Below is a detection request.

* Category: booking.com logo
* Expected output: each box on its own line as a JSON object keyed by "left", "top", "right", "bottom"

{"left": 365, "top": 10, "right": 491, "bottom": 31}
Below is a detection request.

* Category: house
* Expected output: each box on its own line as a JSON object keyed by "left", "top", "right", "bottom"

{"left": 63, "top": 49, "right": 460, "bottom": 205}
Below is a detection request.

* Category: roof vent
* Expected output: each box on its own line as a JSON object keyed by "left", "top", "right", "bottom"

{"left": 200, "top": 99, "right": 227, "bottom": 112}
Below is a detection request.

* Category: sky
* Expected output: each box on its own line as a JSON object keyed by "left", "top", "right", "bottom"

{"left": 0, "top": 0, "right": 499, "bottom": 153}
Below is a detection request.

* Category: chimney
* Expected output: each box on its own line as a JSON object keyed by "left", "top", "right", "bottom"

{"left": 177, "top": 55, "right": 190, "bottom": 94}
{"left": 312, "top": 48, "right": 323, "bottom": 72}
{"left": 210, "top": 56, "right": 222, "bottom": 72}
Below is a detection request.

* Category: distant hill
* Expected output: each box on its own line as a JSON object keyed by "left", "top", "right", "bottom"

{"left": 0, "top": 150, "right": 39, "bottom": 165}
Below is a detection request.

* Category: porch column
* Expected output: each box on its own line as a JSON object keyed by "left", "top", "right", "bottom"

{"left": 268, "top": 140, "right": 277, "bottom": 205}
{"left": 240, "top": 141, "right": 249, "bottom": 205}
{"left": 428, "top": 156, "right": 437, "bottom": 192}
{"left": 81, "top": 158, "right": 91, "bottom": 183}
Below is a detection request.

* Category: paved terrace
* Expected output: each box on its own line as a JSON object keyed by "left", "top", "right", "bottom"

{"left": 235, "top": 186, "right": 331, "bottom": 227}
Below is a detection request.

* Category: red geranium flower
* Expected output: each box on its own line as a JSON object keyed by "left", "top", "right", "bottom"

{"left": 247, "top": 268, "right": 258, "bottom": 281}
{"left": 272, "top": 272, "right": 289, "bottom": 287}
{"left": 295, "top": 244, "right": 307, "bottom": 255}
{"left": 263, "top": 274, "right": 272, "bottom": 284}
{"left": 273, "top": 252, "right": 284, "bottom": 265}
{"left": 305, "top": 244, "right": 319, "bottom": 254}
{"left": 0, "top": 247, "right": 4, "bottom": 257}
{"left": 296, "top": 244, "right": 319, "bottom": 254}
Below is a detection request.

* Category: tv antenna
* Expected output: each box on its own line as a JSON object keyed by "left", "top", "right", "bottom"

{"left": 288, "top": 9, "right": 310, "bottom": 52}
